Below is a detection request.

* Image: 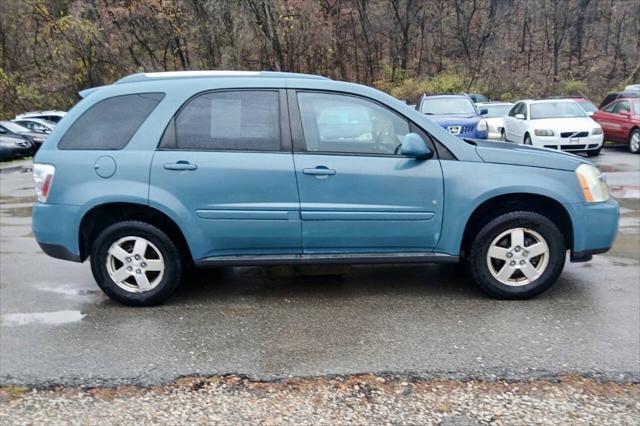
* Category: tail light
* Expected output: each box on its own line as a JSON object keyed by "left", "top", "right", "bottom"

{"left": 33, "top": 163, "right": 55, "bottom": 203}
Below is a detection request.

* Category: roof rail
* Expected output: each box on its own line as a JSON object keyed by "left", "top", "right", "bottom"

{"left": 115, "top": 70, "right": 328, "bottom": 84}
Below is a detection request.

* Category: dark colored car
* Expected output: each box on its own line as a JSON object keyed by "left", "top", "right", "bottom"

{"left": 599, "top": 91, "right": 640, "bottom": 109}
{"left": 0, "top": 121, "right": 45, "bottom": 153}
{"left": 0, "top": 134, "right": 33, "bottom": 161}
{"left": 592, "top": 98, "right": 640, "bottom": 153}
{"left": 416, "top": 94, "right": 488, "bottom": 139}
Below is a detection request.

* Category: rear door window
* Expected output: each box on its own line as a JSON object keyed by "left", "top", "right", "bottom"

{"left": 162, "top": 90, "right": 281, "bottom": 151}
{"left": 58, "top": 93, "right": 164, "bottom": 150}
{"left": 612, "top": 101, "right": 631, "bottom": 114}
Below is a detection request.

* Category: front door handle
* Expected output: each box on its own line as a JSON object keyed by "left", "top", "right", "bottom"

{"left": 163, "top": 161, "right": 197, "bottom": 171}
{"left": 302, "top": 167, "right": 336, "bottom": 176}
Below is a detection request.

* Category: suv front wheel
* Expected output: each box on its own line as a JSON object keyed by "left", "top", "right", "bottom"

{"left": 90, "top": 221, "right": 183, "bottom": 306}
{"left": 469, "top": 211, "right": 566, "bottom": 299}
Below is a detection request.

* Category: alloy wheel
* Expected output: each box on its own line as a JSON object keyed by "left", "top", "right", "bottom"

{"left": 631, "top": 131, "right": 640, "bottom": 153}
{"left": 106, "top": 236, "right": 165, "bottom": 293}
{"left": 486, "top": 227, "right": 549, "bottom": 286}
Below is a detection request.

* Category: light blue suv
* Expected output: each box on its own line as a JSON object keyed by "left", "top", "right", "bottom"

{"left": 32, "top": 71, "right": 619, "bottom": 306}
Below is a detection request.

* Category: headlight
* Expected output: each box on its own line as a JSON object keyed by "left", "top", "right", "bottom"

{"left": 575, "top": 163, "right": 609, "bottom": 202}
{"left": 592, "top": 127, "right": 603, "bottom": 135}
{"left": 534, "top": 129, "right": 554, "bottom": 136}
{"left": 477, "top": 119, "right": 487, "bottom": 132}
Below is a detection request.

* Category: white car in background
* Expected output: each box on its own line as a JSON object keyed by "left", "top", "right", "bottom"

{"left": 12, "top": 118, "right": 56, "bottom": 134}
{"left": 15, "top": 110, "right": 66, "bottom": 123}
{"left": 502, "top": 99, "right": 604, "bottom": 157}
{"left": 477, "top": 102, "right": 513, "bottom": 139}
{"left": 624, "top": 84, "right": 639, "bottom": 93}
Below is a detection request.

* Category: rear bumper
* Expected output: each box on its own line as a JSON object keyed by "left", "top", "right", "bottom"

{"left": 32, "top": 203, "right": 83, "bottom": 262}
{"left": 566, "top": 198, "right": 619, "bottom": 261}
{"left": 37, "top": 241, "right": 82, "bottom": 262}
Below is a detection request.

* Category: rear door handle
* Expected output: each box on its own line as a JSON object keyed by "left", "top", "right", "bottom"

{"left": 163, "top": 161, "right": 197, "bottom": 171}
{"left": 302, "top": 167, "right": 336, "bottom": 176}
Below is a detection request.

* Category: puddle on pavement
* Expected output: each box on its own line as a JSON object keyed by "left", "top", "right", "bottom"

{"left": 1, "top": 310, "right": 85, "bottom": 327}
{"left": 37, "top": 284, "right": 101, "bottom": 298}
{"left": 617, "top": 197, "right": 640, "bottom": 211}
{"left": 0, "top": 196, "right": 35, "bottom": 205}
{"left": 610, "top": 185, "right": 640, "bottom": 199}
{"left": 599, "top": 164, "right": 624, "bottom": 173}
{"left": 0, "top": 206, "right": 32, "bottom": 217}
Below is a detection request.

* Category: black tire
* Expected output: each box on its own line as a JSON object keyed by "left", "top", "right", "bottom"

{"left": 90, "top": 221, "right": 183, "bottom": 306}
{"left": 524, "top": 134, "right": 532, "bottom": 145}
{"left": 469, "top": 211, "right": 566, "bottom": 299}
{"left": 586, "top": 147, "right": 601, "bottom": 157}
{"left": 630, "top": 129, "right": 640, "bottom": 154}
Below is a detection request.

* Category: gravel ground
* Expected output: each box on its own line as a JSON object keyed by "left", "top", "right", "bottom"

{"left": 1, "top": 375, "right": 638, "bottom": 425}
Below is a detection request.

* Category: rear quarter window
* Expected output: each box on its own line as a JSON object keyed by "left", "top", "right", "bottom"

{"left": 58, "top": 93, "right": 164, "bottom": 150}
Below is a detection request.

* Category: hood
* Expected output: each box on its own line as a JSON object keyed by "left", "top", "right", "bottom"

{"left": 470, "top": 139, "right": 592, "bottom": 171}
{"left": 528, "top": 116, "right": 598, "bottom": 131}
{"left": 426, "top": 114, "right": 481, "bottom": 126}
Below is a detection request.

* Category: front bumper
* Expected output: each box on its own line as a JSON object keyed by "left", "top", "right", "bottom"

{"left": 32, "top": 203, "right": 83, "bottom": 262}
{"left": 532, "top": 134, "right": 603, "bottom": 151}
{"left": 566, "top": 198, "right": 619, "bottom": 262}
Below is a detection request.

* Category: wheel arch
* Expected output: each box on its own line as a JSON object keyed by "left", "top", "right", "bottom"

{"left": 460, "top": 193, "right": 573, "bottom": 258}
{"left": 78, "top": 202, "right": 193, "bottom": 263}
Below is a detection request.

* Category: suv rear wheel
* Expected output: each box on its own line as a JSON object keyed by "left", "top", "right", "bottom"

{"left": 469, "top": 211, "right": 566, "bottom": 299}
{"left": 90, "top": 221, "right": 183, "bottom": 306}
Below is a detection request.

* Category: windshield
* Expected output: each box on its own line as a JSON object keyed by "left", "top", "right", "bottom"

{"left": 0, "top": 121, "right": 30, "bottom": 133}
{"left": 38, "top": 119, "right": 56, "bottom": 127}
{"left": 529, "top": 102, "right": 586, "bottom": 119}
{"left": 577, "top": 100, "right": 597, "bottom": 113}
{"left": 471, "top": 94, "right": 489, "bottom": 103}
{"left": 482, "top": 104, "right": 512, "bottom": 118}
{"left": 420, "top": 97, "right": 476, "bottom": 115}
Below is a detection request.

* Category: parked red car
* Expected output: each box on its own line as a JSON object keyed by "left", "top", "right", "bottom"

{"left": 592, "top": 98, "right": 640, "bottom": 153}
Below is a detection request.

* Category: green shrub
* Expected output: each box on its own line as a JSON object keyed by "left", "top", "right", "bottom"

{"left": 558, "top": 79, "right": 588, "bottom": 96}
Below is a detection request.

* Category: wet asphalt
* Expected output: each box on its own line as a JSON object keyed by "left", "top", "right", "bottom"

{"left": 0, "top": 149, "right": 638, "bottom": 387}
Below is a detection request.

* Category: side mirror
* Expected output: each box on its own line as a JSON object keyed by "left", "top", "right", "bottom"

{"left": 400, "top": 133, "right": 433, "bottom": 159}
{"left": 587, "top": 111, "right": 594, "bottom": 117}
{"left": 480, "top": 108, "right": 488, "bottom": 115}
{"left": 515, "top": 113, "right": 525, "bottom": 120}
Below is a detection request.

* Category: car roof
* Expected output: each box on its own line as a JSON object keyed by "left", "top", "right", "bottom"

{"left": 115, "top": 70, "right": 328, "bottom": 85}
{"left": 547, "top": 95, "right": 589, "bottom": 101}
{"left": 476, "top": 101, "right": 513, "bottom": 106}
{"left": 78, "top": 71, "right": 331, "bottom": 98}
{"left": 15, "top": 110, "right": 66, "bottom": 117}
{"left": 612, "top": 97, "right": 640, "bottom": 102}
{"left": 421, "top": 94, "right": 468, "bottom": 99}
{"left": 520, "top": 99, "right": 578, "bottom": 104}
{"left": 12, "top": 117, "right": 55, "bottom": 125}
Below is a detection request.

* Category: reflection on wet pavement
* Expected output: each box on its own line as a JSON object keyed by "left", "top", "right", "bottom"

{"left": 1, "top": 310, "right": 85, "bottom": 326}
